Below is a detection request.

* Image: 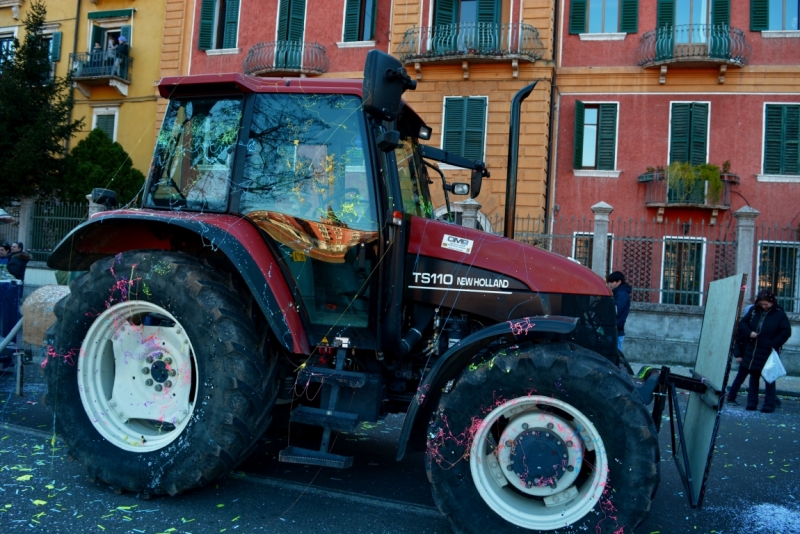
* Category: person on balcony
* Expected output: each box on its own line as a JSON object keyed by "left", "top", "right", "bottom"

{"left": 113, "top": 36, "right": 129, "bottom": 78}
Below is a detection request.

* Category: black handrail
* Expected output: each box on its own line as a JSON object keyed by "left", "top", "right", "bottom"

{"left": 636, "top": 24, "right": 751, "bottom": 67}
{"left": 69, "top": 50, "right": 132, "bottom": 82}
{"left": 243, "top": 41, "right": 330, "bottom": 76}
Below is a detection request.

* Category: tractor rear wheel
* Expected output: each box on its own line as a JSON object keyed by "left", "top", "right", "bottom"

{"left": 45, "top": 251, "right": 277, "bottom": 495}
{"left": 426, "top": 341, "right": 659, "bottom": 533}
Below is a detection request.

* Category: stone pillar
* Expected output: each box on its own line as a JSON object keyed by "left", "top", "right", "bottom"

{"left": 458, "top": 198, "right": 482, "bottom": 230}
{"left": 733, "top": 206, "right": 760, "bottom": 302}
{"left": 591, "top": 201, "right": 614, "bottom": 278}
{"left": 16, "top": 197, "right": 36, "bottom": 250}
{"left": 86, "top": 194, "right": 104, "bottom": 218}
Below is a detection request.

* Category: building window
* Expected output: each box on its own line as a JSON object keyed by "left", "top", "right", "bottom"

{"left": 669, "top": 102, "right": 708, "bottom": 165}
{"left": 661, "top": 237, "right": 705, "bottom": 305}
{"left": 573, "top": 233, "right": 613, "bottom": 273}
{"left": 0, "top": 30, "right": 15, "bottom": 64}
{"left": 198, "top": 0, "right": 240, "bottom": 50}
{"left": 569, "top": 0, "right": 638, "bottom": 34}
{"left": 435, "top": 0, "right": 500, "bottom": 26}
{"left": 752, "top": 0, "right": 799, "bottom": 31}
{"left": 573, "top": 102, "right": 617, "bottom": 170}
{"left": 763, "top": 104, "right": 799, "bottom": 176}
{"left": 343, "top": 0, "right": 376, "bottom": 41}
{"left": 92, "top": 107, "right": 118, "bottom": 141}
{"left": 277, "top": 0, "right": 306, "bottom": 42}
{"left": 758, "top": 242, "right": 800, "bottom": 313}
{"left": 442, "top": 97, "right": 487, "bottom": 163}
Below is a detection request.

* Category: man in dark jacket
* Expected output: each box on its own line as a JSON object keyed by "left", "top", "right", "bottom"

{"left": 606, "top": 271, "right": 632, "bottom": 351}
{"left": 727, "top": 290, "right": 792, "bottom": 412}
{"left": 7, "top": 241, "right": 30, "bottom": 282}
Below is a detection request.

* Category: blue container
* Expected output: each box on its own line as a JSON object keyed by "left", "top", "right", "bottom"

{"left": 0, "top": 280, "right": 23, "bottom": 368}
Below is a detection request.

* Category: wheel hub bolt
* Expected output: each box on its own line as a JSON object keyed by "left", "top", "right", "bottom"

{"left": 566, "top": 441, "right": 573, "bottom": 447}
{"left": 547, "top": 423, "right": 554, "bottom": 429}
{"left": 567, "top": 465, "right": 575, "bottom": 472}
{"left": 549, "top": 482, "right": 557, "bottom": 489}
{"left": 165, "top": 381, "right": 172, "bottom": 388}
{"left": 154, "top": 384, "right": 163, "bottom": 392}
{"left": 533, "top": 476, "right": 542, "bottom": 485}
{"left": 157, "top": 353, "right": 164, "bottom": 360}
{"left": 142, "top": 368, "right": 150, "bottom": 375}
{"left": 165, "top": 357, "right": 173, "bottom": 364}
{"left": 146, "top": 356, "right": 154, "bottom": 364}
{"left": 506, "top": 464, "right": 514, "bottom": 471}
{"left": 145, "top": 379, "right": 153, "bottom": 386}
{"left": 505, "top": 440, "right": 513, "bottom": 447}
{"left": 521, "top": 423, "right": 528, "bottom": 430}
{"left": 169, "top": 370, "right": 176, "bottom": 377}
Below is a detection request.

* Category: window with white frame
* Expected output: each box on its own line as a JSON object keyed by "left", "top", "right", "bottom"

{"left": 752, "top": 0, "right": 799, "bottom": 31}
{"left": 573, "top": 102, "right": 617, "bottom": 170}
{"left": 92, "top": 107, "right": 119, "bottom": 141}
{"left": 442, "top": 97, "right": 487, "bottom": 163}
{"left": 757, "top": 241, "right": 800, "bottom": 313}
{"left": 0, "top": 27, "right": 16, "bottom": 64}
{"left": 343, "top": 0, "right": 376, "bottom": 42}
{"left": 661, "top": 237, "right": 705, "bottom": 305}
{"left": 199, "top": 0, "right": 240, "bottom": 50}
{"left": 572, "top": 232, "right": 613, "bottom": 273}
{"left": 569, "top": 0, "right": 639, "bottom": 34}
{"left": 763, "top": 104, "right": 799, "bottom": 176}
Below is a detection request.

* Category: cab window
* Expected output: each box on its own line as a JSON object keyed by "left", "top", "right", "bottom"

{"left": 394, "top": 138, "right": 433, "bottom": 218}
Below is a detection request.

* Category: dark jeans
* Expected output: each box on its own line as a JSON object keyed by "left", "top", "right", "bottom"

{"left": 728, "top": 365, "right": 777, "bottom": 409}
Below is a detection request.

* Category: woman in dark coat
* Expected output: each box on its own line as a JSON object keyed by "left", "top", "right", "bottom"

{"left": 727, "top": 290, "right": 792, "bottom": 412}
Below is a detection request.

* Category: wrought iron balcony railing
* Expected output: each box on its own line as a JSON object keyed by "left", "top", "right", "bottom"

{"left": 635, "top": 24, "right": 751, "bottom": 67}
{"left": 69, "top": 50, "right": 132, "bottom": 84}
{"left": 243, "top": 41, "right": 329, "bottom": 77}
{"left": 396, "top": 22, "right": 544, "bottom": 63}
{"left": 639, "top": 171, "right": 734, "bottom": 209}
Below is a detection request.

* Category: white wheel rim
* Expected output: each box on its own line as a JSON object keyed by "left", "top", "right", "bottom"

{"left": 469, "top": 395, "right": 608, "bottom": 530}
{"left": 77, "top": 301, "right": 198, "bottom": 452}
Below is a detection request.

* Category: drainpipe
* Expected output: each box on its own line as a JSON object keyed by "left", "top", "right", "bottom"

{"left": 504, "top": 81, "right": 538, "bottom": 239}
{"left": 543, "top": 0, "right": 561, "bottom": 232}
{"left": 65, "top": 0, "right": 82, "bottom": 155}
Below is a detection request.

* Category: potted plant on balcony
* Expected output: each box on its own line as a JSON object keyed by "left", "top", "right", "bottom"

{"left": 719, "top": 160, "right": 740, "bottom": 184}
{"left": 637, "top": 166, "right": 664, "bottom": 183}
{"left": 666, "top": 161, "right": 723, "bottom": 204}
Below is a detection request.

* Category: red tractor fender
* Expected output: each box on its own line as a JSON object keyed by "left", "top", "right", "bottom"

{"left": 47, "top": 210, "right": 310, "bottom": 355}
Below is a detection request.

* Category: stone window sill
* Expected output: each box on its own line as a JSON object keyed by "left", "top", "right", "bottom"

{"left": 761, "top": 30, "right": 800, "bottom": 39}
{"left": 573, "top": 169, "right": 621, "bottom": 178}
{"left": 336, "top": 41, "right": 375, "bottom": 49}
{"left": 757, "top": 174, "right": 800, "bottom": 182}
{"left": 579, "top": 33, "right": 626, "bottom": 41}
{"left": 205, "top": 48, "right": 241, "bottom": 56}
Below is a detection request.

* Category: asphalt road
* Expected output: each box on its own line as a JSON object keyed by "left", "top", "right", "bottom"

{"left": 1, "top": 363, "right": 798, "bottom": 534}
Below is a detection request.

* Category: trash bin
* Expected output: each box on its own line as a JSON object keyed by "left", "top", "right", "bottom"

{"left": 0, "top": 279, "right": 23, "bottom": 369}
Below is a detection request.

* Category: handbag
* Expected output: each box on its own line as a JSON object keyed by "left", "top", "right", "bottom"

{"left": 761, "top": 349, "right": 787, "bottom": 384}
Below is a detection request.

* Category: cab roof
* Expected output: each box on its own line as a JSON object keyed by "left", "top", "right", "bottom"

{"left": 158, "top": 73, "right": 364, "bottom": 99}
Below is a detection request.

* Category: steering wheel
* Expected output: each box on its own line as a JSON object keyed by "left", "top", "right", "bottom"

{"left": 319, "top": 187, "right": 365, "bottom": 223}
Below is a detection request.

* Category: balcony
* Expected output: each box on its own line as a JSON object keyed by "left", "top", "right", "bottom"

{"left": 635, "top": 24, "right": 751, "bottom": 81}
{"left": 396, "top": 23, "right": 543, "bottom": 78}
{"left": 69, "top": 51, "right": 132, "bottom": 96}
{"left": 639, "top": 170, "right": 738, "bottom": 224}
{"left": 243, "top": 41, "right": 329, "bottom": 77}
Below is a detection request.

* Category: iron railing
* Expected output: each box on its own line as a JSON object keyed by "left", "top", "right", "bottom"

{"left": 29, "top": 202, "right": 87, "bottom": 262}
{"left": 0, "top": 205, "right": 19, "bottom": 246}
{"left": 69, "top": 50, "right": 133, "bottom": 83}
{"left": 755, "top": 223, "right": 800, "bottom": 313}
{"left": 396, "top": 22, "right": 544, "bottom": 63}
{"left": 638, "top": 171, "right": 732, "bottom": 208}
{"left": 243, "top": 41, "right": 330, "bottom": 76}
{"left": 635, "top": 24, "right": 751, "bottom": 67}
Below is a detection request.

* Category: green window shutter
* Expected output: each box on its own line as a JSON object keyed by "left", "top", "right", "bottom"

{"left": 198, "top": 0, "right": 216, "bottom": 50}
{"left": 597, "top": 104, "right": 617, "bottom": 170}
{"left": 95, "top": 115, "right": 115, "bottom": 140}
{"left": 443, "top": 98, "right": 465, "bottom": 156}
{"left": 120, "top": 25, "right": 132, "bottom": 45}
{"left": 711, "top": 0, "right": 730, "bottom": 26}
{"left": 435, "top": 0, "right": 457, "bottom": 26}
{"left": 573, "top": 100, "right": 585, "bottom": 169}
{"left": 343, "top": 0, "right": 361, "bottom": 41}
{"left": 751, "top": 0, "right": 768, "bottom": 31}
{"left": 222, "top": 0, "right": 240, "bottom": 48}
{"left": 464, "top": 98, "right": 487, "bottom": 162}
{"left": 569, "top": 0, "right": 587, "bottom": 34}
{"left": 670, "top": 103, "right": 691, "bottom": 164}
{"left": 620, "top": 0, "right": 639, "bottom": 33}
{"left": 689, "top": 103, "right": 708, "bottom": 165}
{"left": 476, "top": 0, "right": 500, "bottom": 24}
{"left": 764, "top": 105, "right": 784, "bottom": 174}
{"left": 91, "top": 24, "right": 106, "bottom": 49}
{"left": 784, "top": 106, "right": 799, "bottom": 175}
{"left": 50, "top": 31, "right": 62, "bottom": 62}
{"left": 277, "top": 0, "right": 290, "bottom": 40}
{"left": 288, "top": 0, "right": 306, "bottom": 41}
{"left": 657, "top": 0, "right": 675, "bottom": 28}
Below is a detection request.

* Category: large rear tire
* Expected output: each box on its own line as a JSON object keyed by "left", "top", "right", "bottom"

{"left": 427, "top": 341, "right": 659, "bottom": 533}
{"left": 45, "top": 251, "right": 278, "bottom": 495}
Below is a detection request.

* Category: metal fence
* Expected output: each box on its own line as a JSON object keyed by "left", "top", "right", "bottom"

{"left": 0, "top": 205, "right": 20, "bottom": 245}
{"left": 29, "top": 201, "right": 87, "bottom": 262}
{"left": 754, "top": 223, "right": 800, "bottom": 313}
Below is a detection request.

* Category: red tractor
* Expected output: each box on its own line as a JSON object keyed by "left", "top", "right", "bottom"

{"left": 45, "top": 51, "right": 671, "bottom": 532}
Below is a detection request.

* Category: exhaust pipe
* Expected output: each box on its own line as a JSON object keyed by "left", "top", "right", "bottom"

{"left": 504, "top": 82, "right": 538, "bottom": 239}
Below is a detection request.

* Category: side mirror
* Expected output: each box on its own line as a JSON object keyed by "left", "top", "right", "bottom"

{"left": 362, "top": 50, "right": 416, "bottom": 121}
{"left": 376, "top": 130, "right": 401, "bottom": 152}
{"left": 92, "top": 188, "right": 118, "bottom": 208}
{"left": 449, "top": 183, "right": 470, "bottom": 195}
{"left": 470, "top": 169, "right": 483, "bottom": 198}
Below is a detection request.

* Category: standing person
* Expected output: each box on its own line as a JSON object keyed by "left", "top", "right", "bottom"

{"left": 7, "top": 242, "right": 30, "bottom": 282}
{"left": 0, "top": 243, "right": 9, "bottom": 265}
{"left": 113, "top": 35, "right": 128, "bottom": 77}
{"left": 727, "top": 290, "right": 792, "bottom": 413}
{"left": 606, "top": 271, "right": 631, "bottom": 351}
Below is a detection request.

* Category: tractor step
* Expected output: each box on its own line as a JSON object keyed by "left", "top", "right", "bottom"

{"left": 289, "top": 405, "right": 361, "bottom": 432}
{"left": 298, "top": 366, "right": 367, "bottom": 388}
{"left": 279, "top": 446, "right": 354, "bottom": 469}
